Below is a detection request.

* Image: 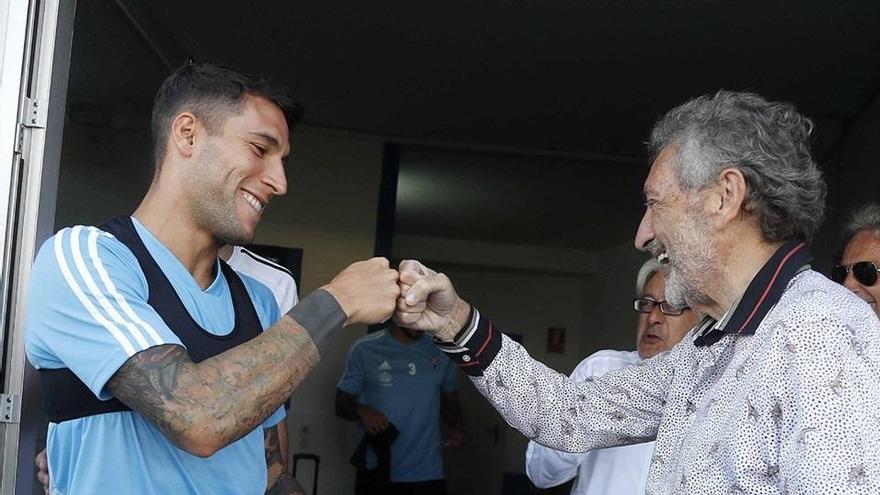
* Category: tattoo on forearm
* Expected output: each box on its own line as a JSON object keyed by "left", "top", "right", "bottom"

{"left": 265, "top": 426, "right": 284, "bottom": 491}
{"left": 107, "top": 345, "right": 195, "bottom": 447}
{"left": 106, "top": 317, "right": 319, "bottom": 454}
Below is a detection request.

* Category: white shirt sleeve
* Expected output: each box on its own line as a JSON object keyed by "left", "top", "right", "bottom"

{"left": 227, "top": 246, "right": 298, "bottom": 315}
{"left": 275, "top": 278, "right": 297, "bottom": 314}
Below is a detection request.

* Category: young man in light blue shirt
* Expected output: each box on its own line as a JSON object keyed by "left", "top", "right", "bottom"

{"left": 26, "top": 62, "right": 400, "bottom": 495}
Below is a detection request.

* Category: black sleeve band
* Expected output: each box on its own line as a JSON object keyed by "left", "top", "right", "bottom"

{"left": 434, "top": 308, "right": 503, "bottom": 377}
{"left": 453, "top": 305, "right": 477, "bottom": 343}
{"left": 287, "top": 289, "right": 347, "bottom": 351}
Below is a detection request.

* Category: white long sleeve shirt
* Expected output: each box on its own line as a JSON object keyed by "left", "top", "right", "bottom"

{"left": 525, "top": 350, "right": 652, "bottom": 495}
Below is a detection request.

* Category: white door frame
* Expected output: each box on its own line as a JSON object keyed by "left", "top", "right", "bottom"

{"left": 0, "top": 0, "right": 76, "bottom": 492}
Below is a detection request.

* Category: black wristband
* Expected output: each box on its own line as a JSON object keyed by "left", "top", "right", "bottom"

{"left": 287, "top": 289, "right": 346, "bottom": 350}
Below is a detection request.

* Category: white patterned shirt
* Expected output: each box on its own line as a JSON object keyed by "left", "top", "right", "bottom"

{"left": 438, "top": 241, "right": 880, "bottom": 494}
{"left": 525, "top": 350, "right": 652, "bottom": 495}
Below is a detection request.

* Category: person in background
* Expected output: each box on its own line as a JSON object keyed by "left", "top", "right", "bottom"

{"left": 525, "top": 259, "right": 699, "bottom": 494}
{"left": 335, "top": 323, "right": 465, "bottom": 495}
{"left": 833, "top": 203, "right": 880, "bottom": 319}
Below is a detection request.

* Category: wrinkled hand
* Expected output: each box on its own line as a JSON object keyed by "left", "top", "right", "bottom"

{"left": 393, "top": 260, "right": 470, "bottom": 342}
{"left": 356, "top": 405, "right": 390, "bottom": 435}
{"left": 35, "top": 448, "right": 49, "bottom": 495}
{"left": 322, "top": 258, "right": 400, "bottom": 326}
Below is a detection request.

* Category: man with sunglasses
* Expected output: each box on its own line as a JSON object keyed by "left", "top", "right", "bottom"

{"left": 395, "top": 91, "right": 880, "bottom": 493}
{"left": 833, "top": 203, "right": 880, "bottom": 318}
{"left": 526, "top": 259, "right": 698, "bottom": 494}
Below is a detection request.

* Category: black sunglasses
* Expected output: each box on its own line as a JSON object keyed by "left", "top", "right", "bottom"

{"left": 633, "top": 298, "right": 689, "bottom": 316}
{"left": 832, "top": 261, "right": 880, "bottom": 286}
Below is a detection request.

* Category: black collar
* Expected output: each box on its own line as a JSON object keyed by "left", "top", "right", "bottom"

{"left": 693, "top": 239, "right": 812, "bottom": 347}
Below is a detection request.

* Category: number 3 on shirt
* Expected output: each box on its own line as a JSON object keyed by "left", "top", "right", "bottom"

{"left": 408, "top": 363, "right": 416, "bottom": 375}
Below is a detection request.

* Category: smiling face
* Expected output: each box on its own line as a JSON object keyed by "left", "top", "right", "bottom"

{"left": 839, "top": 229, "right": 880, "bottom": 318}
{"left": 187, "top": 94, "right": 290, "bottom": 245}
{"left": 635, "top": 146, "right": 719, "bottom": 309}
{"left": 635, "top": 272, "right": 699, "bottom": 359}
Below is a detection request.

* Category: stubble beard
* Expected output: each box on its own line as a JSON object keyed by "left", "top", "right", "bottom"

{"left": 663, "top": 211, "right": 717, "bottom": 309}
{"left": 188, "top": 147, "right": 254, "bottom": 246}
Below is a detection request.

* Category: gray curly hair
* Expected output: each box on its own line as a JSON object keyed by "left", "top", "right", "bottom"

{"left": 649, "top": 91, "right": 826, "bottom": 242}
{"left": 843, "top": 203, "right": 880, "bottom": 241}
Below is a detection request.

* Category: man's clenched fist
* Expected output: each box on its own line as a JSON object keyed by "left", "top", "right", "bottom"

{"left": 394, "top": 260, "right": 470, "bottom": 342}
{"left": 323, "top": 257, "right": 400, "bottom": 326}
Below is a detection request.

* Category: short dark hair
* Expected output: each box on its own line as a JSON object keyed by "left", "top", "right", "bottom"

{"left": 150, "top": 62, "right": 303, "bottom": 167}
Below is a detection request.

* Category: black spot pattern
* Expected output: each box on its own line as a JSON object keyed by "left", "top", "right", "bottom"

{"left": 468, "top": 271, "right": 880, "bottom": 493}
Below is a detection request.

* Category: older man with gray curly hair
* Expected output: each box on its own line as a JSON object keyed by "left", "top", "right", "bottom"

{"left": 833, "top": 203, "right": 880, "bottom": 318}
{"left": 395, "top": 91, "right": 880, "bottom": 494}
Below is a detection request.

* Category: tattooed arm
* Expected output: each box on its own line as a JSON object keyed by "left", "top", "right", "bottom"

{"left": 265, "top": 425, "right": 284, "bottom": 490}
{"left": 277, "top": 417, "right": 290, "bottom": 467}
{"left": 107, "top": 316, "right": 317, "bottom": 457}
{"left": 265, "top": 425, "right": 306, "bottom": 495}
{"left": 106, "top": 258, "right": 399, "bottom": 457}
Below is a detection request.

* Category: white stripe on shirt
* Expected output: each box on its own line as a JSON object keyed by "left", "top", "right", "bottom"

{"left": 70, "top": 226, "right": 151, "bottom": 350}
{"left": 85, "top": 227, "right": 165, "bottom": 346}
{"left": 54, "top": 230, "right": 137, "bottom": 357}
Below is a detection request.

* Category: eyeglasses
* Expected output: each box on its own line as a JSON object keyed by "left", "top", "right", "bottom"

{"left": 832, "top": 261, "right": 880, "bottom": 286}
{"left": 633, "top": 298, "right": 689, "bottom": 316}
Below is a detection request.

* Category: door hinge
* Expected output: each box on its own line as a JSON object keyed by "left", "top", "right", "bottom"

{"left": 13, "top": 123, "right": 25, "bottom": 155}
{"left": 0, "top": 394, "right": 21, "bottom": 424}
{"left": 22, "top": 97, "right": 46, "bottom": 129}
{"left": 14, "top": 97, "right": 45, "bottom": 157}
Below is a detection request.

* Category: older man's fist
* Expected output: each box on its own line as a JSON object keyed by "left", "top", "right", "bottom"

{"left": 394, "top": 259, "right": 471, "bottom": 342}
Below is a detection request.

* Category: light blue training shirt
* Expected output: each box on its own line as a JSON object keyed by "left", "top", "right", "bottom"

{"left": 26, "top": 218, "right": 285, "bottom": 495}
{"left": 338, "top": 330, "right": 459, "bottom": 482}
